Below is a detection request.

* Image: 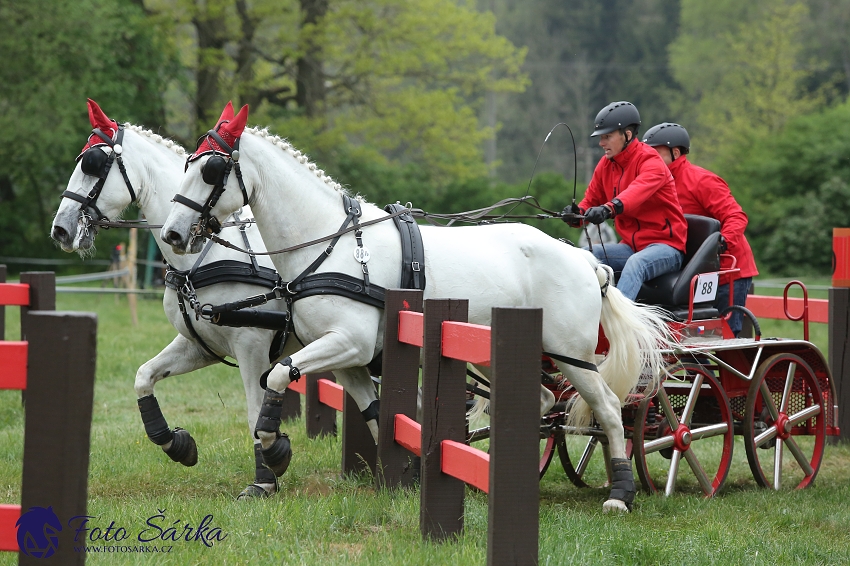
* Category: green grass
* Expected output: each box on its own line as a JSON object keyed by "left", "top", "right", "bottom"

{"left": 1, "top": 289, "right": 849, "bottom": 565}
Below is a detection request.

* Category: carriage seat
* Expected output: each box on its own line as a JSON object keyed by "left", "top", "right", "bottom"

{"left": 635, "top": 214, "right": 721, "bottom": 321}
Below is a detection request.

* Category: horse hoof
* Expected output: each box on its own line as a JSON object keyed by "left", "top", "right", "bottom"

{"left": 602, "top": 499, "right": 630, "bottom": 514}
{"left": 261, "top": 432, "right": 292, "bottom": 477}
{"left": 236, "top": 483, "right": 276, "bottom": 500}
{"left": 164, "top": 428, "right": 198, "bottom": 466}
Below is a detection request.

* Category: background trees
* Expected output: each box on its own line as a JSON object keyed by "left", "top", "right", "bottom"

{"left": 1, "top": 0, "right": 849, "bottom": 276}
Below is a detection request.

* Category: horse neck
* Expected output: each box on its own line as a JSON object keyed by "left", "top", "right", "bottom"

{"left": 127, "top": 132, "right": 198, "bottom": 270}
{"left": 244, "top": 134, "right": 353, "bottom": 276}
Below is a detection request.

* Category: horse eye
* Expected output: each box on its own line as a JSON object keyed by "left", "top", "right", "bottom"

{"left": 80, "top": 148, "right": 108, "bottom": 177}
{"left": 201, "top": 155, "right": 226, "bottom": 185}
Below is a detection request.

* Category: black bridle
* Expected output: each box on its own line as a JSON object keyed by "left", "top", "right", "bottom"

{"left": 176, "top": 127, "right": 250, "bottom": 238}
{"left": 63, "top": 125, "right": 137, "bottom": 225}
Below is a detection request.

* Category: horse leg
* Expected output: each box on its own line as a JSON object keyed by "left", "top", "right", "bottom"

{"left": 135, "top": 335, "right": 217, "bottom": 466}
{"left": 235, "top": 335, "right": 300, "bottom": 497}
{"left": 556, "top": 362, "right": 635, "bottom": 513}
{"left": 257, "top": 330, "right": 379, "bottom": 458}
{"left": 331, "top": 366, "right": 380, "bottom": 442}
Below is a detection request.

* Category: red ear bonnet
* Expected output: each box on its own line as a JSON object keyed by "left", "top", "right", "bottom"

{"left": 77, "top": 99, "right": 120, "bottom": 159}
{"left": 188, "top": 102, "right": 250, "bottom": 161}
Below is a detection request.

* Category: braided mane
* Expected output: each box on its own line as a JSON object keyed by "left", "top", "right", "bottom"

{"left": 123, "top": 123, "right": 187, "bottom": 157}
{"left": 246, "top": 127, "right": 359, "bottom": 199}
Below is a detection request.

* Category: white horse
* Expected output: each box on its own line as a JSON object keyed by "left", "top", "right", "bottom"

{"left": 160, "top": 103, "right": 673, "bottom": 512}
{"left": 51, "top": 100, "right": 300, "bottom": 499}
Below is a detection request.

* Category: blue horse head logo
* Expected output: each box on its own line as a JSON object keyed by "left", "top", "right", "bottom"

{"left": 16, "top": 506, "right": 62, "bottom": 558}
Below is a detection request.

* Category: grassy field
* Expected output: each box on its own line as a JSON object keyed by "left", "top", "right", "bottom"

{"left": 1, "top": 288, "right": 849, "bottom": 565}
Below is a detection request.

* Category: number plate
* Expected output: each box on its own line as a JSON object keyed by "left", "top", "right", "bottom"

{"left": 694, "top": 273, "right": 719, "bottom": 302}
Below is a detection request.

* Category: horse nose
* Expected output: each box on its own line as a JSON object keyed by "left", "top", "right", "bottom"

{"left": 163, "top": 230, "right": 186, "bottom": 248}
{"left": 52, "top": 225, "right": 71, "bottom": 245}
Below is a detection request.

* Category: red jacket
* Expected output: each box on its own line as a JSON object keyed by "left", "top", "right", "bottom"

{"left": 580, "top": 140, "right": 687, "bottom": 253}
{"left": 668, "top": 156, "right": 759, "bottom": 279}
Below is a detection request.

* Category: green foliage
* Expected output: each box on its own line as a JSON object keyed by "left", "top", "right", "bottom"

{"left": 670, "top": 1, "right": 825, "bottom": 168}
{"left": 0, "top": 0, "right": 175, "bottom": 261}
{"left": 721, "top": 101, "right": 850, "bottom": 275}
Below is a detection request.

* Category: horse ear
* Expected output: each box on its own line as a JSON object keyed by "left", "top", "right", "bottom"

{"left": 215, "top": 101, "right": 235, "bottom": 128}
{"left": 86, "top": 98, "right": 114, "bottom": 132}
{"left": 224, "top": 104, "right": 249, "bottom": 139}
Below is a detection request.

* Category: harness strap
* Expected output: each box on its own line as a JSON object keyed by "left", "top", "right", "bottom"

{"left": 543, "top": 351, "right": 599, "bottom": 373}
{"left": 286, "top": 195, "right": 362, "bottom": 291}
{"left": 385, "top": 203, "right": 426, "bottom": 290}
{"left": 176, "top": 290, "right": 239, "bottom": 367}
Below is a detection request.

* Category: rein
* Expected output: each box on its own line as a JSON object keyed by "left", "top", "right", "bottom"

{"left": 207, "top": 206, "right": 412, "bottom": 256}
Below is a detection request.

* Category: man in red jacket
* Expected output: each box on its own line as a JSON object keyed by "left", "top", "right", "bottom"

{"left": 643, "top": 122, "right": 759, "bottom": 336}
{"left": 564, "top": 101, "right": 687, "bottom": 301}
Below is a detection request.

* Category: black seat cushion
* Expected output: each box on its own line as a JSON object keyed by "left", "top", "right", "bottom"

{"left": 636, "top": 215, "right": 721, "bottom": 309}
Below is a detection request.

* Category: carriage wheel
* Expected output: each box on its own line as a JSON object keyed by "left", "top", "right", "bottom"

{"left": 468, "top": 424, "right": 557, "bottom": 481}
{"left": 633, "top": 363, "right": 734, "bottom": 497}
{"left": 556, "top": 435, "right": 634, "bottom": 488}
{"left": 743, "top": 353, "right": 825, "bottom": 490}
{"left": 539, "top": 428, "right": 558, "bottom": 479}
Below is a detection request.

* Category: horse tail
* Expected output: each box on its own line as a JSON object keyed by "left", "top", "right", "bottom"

{"left": 567, "top": 262, "right": 673, "bottom": 429}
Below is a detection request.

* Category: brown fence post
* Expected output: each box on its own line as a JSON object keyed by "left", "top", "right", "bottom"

{"left": 829, "top": 287, "right": 850, "bottom": 442}
{"left": 305, "top": 372, "right": 337, "bottom": 438}
{"left": 342, "top": 392, "right": 377, "bottom": 476}
{"left": 830, "top": 228, "right": 850, "bottom": 442}
{"left": 487, "top": 307, "right": 542, "bottom": 566}
{"left": 19, "top": 272, "right": 56, "bottom": 342}
{"left": 376, "top": 290, "right": 424, "bottom": 490}
{"left": 280, "top": 390, "right": 302, "bottom": 421}
{"left": 19, "top": 311, "right": 97, "bottom": 566}
{"left": 420, "top": 298, "right": 467, "bottom": 541}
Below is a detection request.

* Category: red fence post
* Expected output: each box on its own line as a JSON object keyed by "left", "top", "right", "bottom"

{"left": 376, "top": 290, "right": 424, "bottom": 489}
{"left": 487, "top": 307, "right": 542, "bottom": 566}
{"left": 19, "top": 311, "right": 96, "bottom": 566}
{"left": 420, "top": 298, "right": 468, "bottom": 541}
{"left": 305, "top": 372, "right": 337, "bottom": 438}
{"left": 830, "top": 228, "right": 850, "bottom": 441}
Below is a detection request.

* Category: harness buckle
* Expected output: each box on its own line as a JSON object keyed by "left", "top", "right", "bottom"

{"left": 412, "top": 261, "right": 421, "bottom": 272}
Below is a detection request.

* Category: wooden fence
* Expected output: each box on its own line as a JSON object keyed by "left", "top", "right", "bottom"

{"left": 0, "top": 269, "right": 97, "bottom": 565}
{"left": 376, "top": 289, "right": 542, "bottom": 566}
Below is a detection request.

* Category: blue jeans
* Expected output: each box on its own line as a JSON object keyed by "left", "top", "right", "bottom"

{"left": 715, "top": 277, "right": 753, "bottom": 336}
{"left": 586, "top": 243, "right": 684, "bottom": 301}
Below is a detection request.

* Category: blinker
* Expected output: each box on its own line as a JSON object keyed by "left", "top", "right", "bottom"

{"left": 202, "top": 155, "right": 227, "bottom": 186}
{"left": 80, "top": 147, "right": 109, "bottom": 178}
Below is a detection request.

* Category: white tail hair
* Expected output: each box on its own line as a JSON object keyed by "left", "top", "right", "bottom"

{"left": 566, "top": 262, "right": 674, "bottom": 429}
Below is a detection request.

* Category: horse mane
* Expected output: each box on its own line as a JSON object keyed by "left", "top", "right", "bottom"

{"left": 246, "top": 127, "right": 362, "bottom": 201}
{"left": 123, "top": 123, "right": 187, "bottom": 157}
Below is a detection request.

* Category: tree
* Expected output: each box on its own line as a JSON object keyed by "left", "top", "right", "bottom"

{"left": 669, "top": 1, "right": 824, "bottom": 177}
{"left": 0, "top": 0, "right": 174, "bottom": 261}
{"left": 487, "top": 0, "right": 681, "bottom": 185}
{"left": 145, "top": 0, "right": 528, "bottom": 185}
{"left": 722, "top": 101, "right": 850, "bottom": 274}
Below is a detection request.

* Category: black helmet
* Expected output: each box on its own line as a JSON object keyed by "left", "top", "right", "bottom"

{"left": 590, "top": 101, "right": 641, "bottom": 137}
{"left": 642, "top": 122, "right": 690, "bottom": 154}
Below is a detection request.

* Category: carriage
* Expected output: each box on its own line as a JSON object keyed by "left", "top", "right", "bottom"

{"left": 487, "top": 213, "right": 840, "bottom": 496}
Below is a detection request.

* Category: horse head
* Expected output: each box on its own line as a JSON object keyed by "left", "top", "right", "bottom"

{"left": 161, "top": 102, "right": 250, "bottom": 255}
{"left": 51, "top": 99, "right": 183, "bottom": 254}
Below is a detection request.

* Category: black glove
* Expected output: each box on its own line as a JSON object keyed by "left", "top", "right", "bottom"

{"left": 561, "top": 203, "right": 583, "bottom": 228}
{"left": 718, "top": 235, "right": 728, "bottom": 254}
{"left": 584, "top": 205, "right": 612, "bottom": 225}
